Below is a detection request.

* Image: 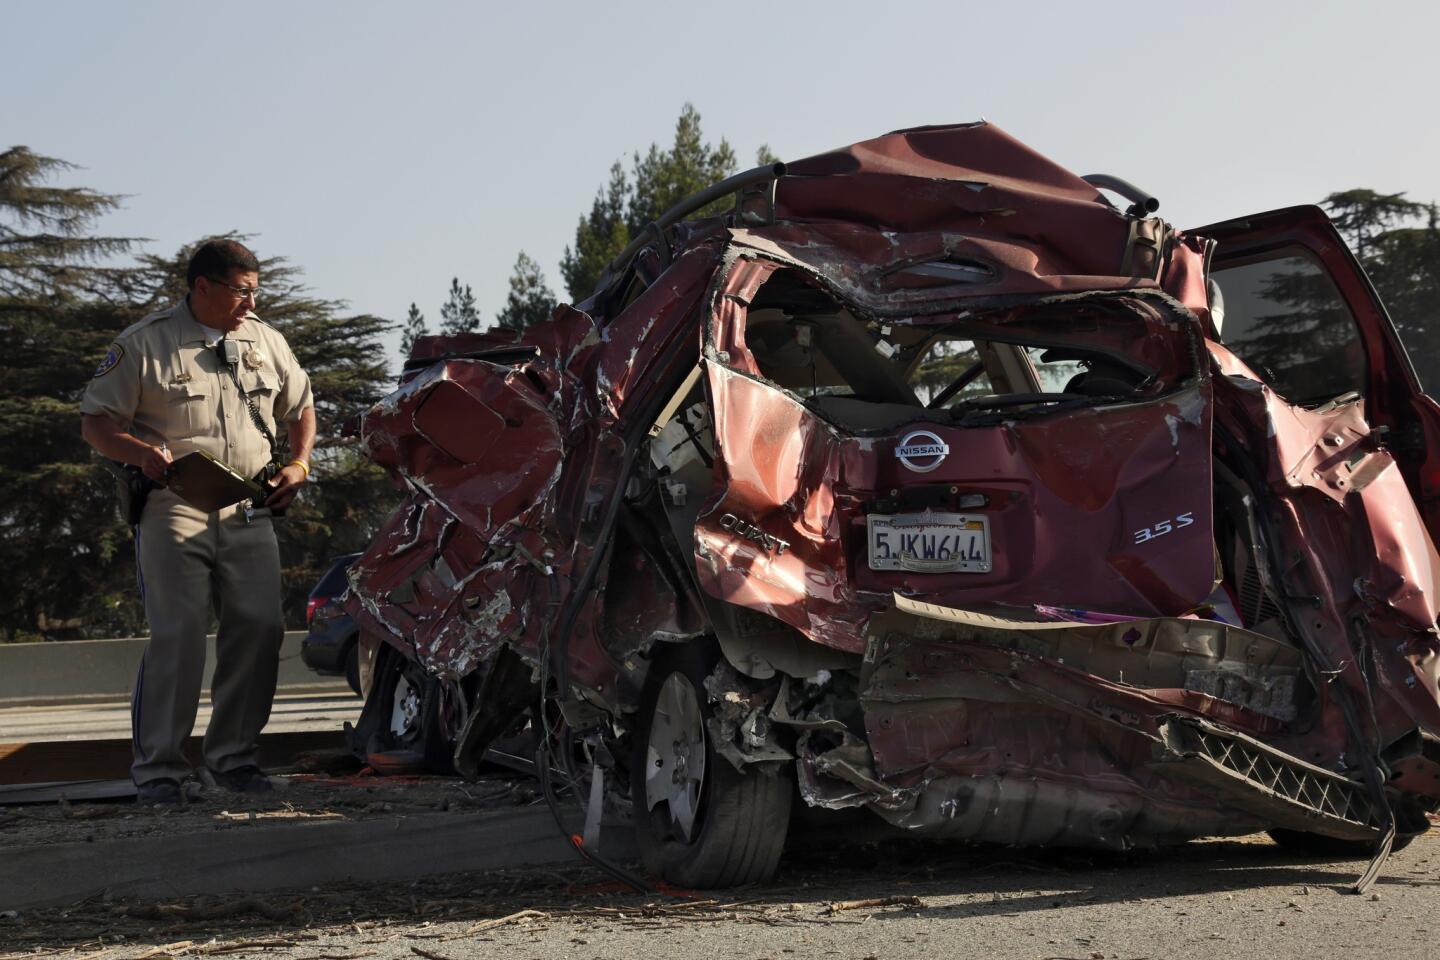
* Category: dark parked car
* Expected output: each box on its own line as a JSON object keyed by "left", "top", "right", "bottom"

{"left": 345, "top": 122, "right": 1440, "bottom": 889}
{"left": 301, "top": 553, "right": 362, "bottom": 696}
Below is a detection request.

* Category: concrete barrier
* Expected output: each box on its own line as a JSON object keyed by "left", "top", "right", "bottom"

{"left": 0, "top": 632, "right": 330, "bottom": 706}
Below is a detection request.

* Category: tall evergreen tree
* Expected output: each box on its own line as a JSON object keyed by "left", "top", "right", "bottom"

{"left": 438, "top": 277, "right": 480, "bottom": 335}
{"left": 0, "top": 147, "right": 147, "bottom": 641}
{"left": 399, "top": 301, "right": 428, "bottom": 357}
{"left": 1324, "top": 190, "right": 1427, "bottom": 262}
{"left": 0, "top": 146, "right": 136, "bottom": 299}
{"left": 494, "top": 251, "right": 556, "bottom": 333}
{"left": 1324, "top": 190, "right": 1440, "bottom": 391}
{"left": 559, "top": 162, "right": 630, "bottom": 305}
{"left": 627, "top": 103, "right": 737, "bottom": 231}
{"left": 558, "top": 104, "right": 740, "bottom": 302}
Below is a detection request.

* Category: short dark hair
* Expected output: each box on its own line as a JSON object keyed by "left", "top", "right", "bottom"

{"left": 186, "top": 239, "right": 259, "bottom": 288}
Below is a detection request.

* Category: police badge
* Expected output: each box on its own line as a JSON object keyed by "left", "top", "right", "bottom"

{"left": 243, "top": 347, "right": 265, "bottom": 370}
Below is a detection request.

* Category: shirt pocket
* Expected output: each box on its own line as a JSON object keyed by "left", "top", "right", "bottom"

{"left": 238, "top": 369, "right": 280, "bottom": 435}
{"left": 162, "top": 380, "right": 211, "bottom": 438}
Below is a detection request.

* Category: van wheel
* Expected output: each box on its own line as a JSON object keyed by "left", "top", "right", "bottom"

{"left": 362, "top": 645, "right": 455, "bottom": 774}
{"left": 631, "top": 643, "right": 792, "bottom": 888}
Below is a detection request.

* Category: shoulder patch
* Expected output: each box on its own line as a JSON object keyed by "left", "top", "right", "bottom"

{"left": 92, "top": 343, "right": 125, "bottom": 378}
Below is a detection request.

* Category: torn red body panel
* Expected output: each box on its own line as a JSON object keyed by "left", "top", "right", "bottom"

{"left": 345, "top": 121, "right": 1440, "bottom": 888}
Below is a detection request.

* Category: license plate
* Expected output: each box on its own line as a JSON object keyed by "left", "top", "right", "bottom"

{"left": 867, "top": 512, "right": 991, "bottom": 573}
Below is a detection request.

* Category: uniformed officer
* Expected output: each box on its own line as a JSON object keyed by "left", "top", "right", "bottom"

{"left": 80, "top": 239, "right": 316, "bottom": 804}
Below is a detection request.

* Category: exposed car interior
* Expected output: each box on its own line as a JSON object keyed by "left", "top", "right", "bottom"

{"left": 732, "top": 270, "right": 1169, "bottom": 433}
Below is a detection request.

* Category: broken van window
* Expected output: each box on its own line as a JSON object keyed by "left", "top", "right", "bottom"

{"left": 1210, "top": 248, "right": 1367, "bottom": 404}
{"left": 740, "top": 281, "right": 1179, "bottom": 432}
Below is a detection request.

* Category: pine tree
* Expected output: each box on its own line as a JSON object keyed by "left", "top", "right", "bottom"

{"left": 0, "top": 147, "right": 146, "bottom": 641}
{"left": 1324, "top": 191, "right": 1440, "bottom": 391}
{"left": 0, "top": 147, "right": 136, "bottom": 299}
{"left": 560, "top": 162, "right": 630, "bottom": 304}
{"left": 1324, "top": 190, "right": 1427, "bottom": 262}
{"left": 558, "top": 104, "right": 740, "bottom": 302}
{"left": 627, "top": 104, "right": 737, "bottom": 231}
{"left": 438, "top": 277, "right": 480, "bottom": 335}
{"left": 400, "top": 302, "right": 429, "bottom": 357}
{"left": 494, "top": 252, "right": 556, "bottom": 333}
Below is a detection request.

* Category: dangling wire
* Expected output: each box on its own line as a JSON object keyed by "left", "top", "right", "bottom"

{"left": 535, "top": 735, "right": 649, "bottom": 893}
{"left": 1350, "top": 626, "right": 1398, "bottom": 895}
{"left": 534, "top": 567, "right": 651, "bottom": 894}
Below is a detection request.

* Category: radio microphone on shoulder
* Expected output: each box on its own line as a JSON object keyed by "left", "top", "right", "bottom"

{"left": 217, "top": 337, "right": 240, "bottom": 368}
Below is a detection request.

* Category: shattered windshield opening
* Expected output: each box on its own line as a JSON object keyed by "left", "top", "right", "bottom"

{"left": 737, "top": 271, "right": 1187, "bottom": 432}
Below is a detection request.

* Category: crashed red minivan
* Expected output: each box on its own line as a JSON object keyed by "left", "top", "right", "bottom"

{"left": 345, "top": 122, "right": 1440, "bottom": 889}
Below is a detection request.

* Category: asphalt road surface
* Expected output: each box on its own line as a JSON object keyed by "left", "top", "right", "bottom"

{"left": 4, "top": 688, "right": 1438, "bottom": 959}
{"left": 4, "top": 831, "right": 1438, "bottom": 960}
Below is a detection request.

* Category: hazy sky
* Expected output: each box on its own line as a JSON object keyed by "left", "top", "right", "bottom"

{"left": 5, "top": 0, "right": 1437, "bottom": 363}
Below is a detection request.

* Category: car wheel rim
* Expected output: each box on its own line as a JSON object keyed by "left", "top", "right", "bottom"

{"left": 644, "top": 671, "right": 707, "bottom": 843}
{"left": 390, "top": 673, "right": 420, "bottom": 740}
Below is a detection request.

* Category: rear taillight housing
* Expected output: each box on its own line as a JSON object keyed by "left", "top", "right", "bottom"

{"left": 306, "top": 596, "right": 328, "bottom": 626}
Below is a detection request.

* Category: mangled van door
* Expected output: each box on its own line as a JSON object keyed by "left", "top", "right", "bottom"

{"left": 694, "top": 255, "right": 1221, "bottom": 652}
{"left": 1196, "top": 205, "right": 1440, "bottom": 541}
{"left": 349, "top": 345, "right": 570, "bottom": 679}
{"left": 349, "top": 242, "right": 725, "bottom": 689}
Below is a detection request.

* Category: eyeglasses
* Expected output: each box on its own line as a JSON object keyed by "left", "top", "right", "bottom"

{"left": 206, "top": 277, "right": 260, "bottom": 301}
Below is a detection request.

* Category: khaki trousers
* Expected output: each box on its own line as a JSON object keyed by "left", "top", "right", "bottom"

{"left": 131, "top": 488, "right": 283, "bottom": 784}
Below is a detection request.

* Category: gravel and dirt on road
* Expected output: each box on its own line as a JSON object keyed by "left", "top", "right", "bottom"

{"left": 0, "top": 753, "right": 535, "bottom": 848}
{"left": 3, "top": 824, "right": 1439, "bottom": 960}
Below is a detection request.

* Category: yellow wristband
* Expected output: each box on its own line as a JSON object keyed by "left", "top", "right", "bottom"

{"left": 288, "top": 459, "right": 311, "bottom": 477}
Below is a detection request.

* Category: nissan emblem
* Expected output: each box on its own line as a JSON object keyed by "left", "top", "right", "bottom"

{"left": 895, "top": 430, "right": 949, "bottom": 472}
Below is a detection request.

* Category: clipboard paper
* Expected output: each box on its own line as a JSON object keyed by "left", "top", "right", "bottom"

{"left": 166, "top": 451, "right": 263, "bottom": 512}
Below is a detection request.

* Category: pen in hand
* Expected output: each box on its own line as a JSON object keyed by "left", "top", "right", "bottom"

{"left": 144, "top": 441, "right": 174, "bottom": 483}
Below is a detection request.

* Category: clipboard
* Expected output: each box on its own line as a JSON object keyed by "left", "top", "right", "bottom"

{"left": 166, "top": 451, "right": 264, "bottom": 512}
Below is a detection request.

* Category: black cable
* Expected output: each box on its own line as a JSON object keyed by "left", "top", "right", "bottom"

{"left": 532, "top": 567, "right": 652, "bottom": 894}
{"left": 218, "top": 341, "right": 280, "bottom": 457}
{"left": 535, "top": 736, "right": 650, "bottom": 894}
{"left": 1350, "top": 627, "right": 1398, "bottom": 894}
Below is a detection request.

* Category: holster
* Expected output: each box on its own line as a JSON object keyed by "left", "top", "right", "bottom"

{"left": 103, "top": 460, "right": 157, "bottom": 527}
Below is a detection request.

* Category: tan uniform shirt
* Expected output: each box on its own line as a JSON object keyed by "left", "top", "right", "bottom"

{"left": 82, "top": 298, "right": 313, "bottom": 479}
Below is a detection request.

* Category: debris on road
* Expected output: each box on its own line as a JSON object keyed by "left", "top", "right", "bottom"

{"left": 2, "top": 835, "right": 1436, "bottom": 960}
{"left": 0, "top": 765, "right": 529, "bottom": 848}
{"left": 821, "top": 895, "right": 923, "bottom": 915}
